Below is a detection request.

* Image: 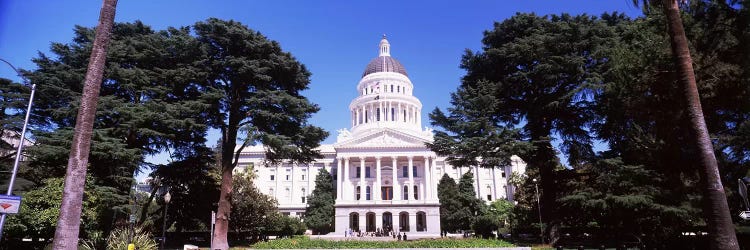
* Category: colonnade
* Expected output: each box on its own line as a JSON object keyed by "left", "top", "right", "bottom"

{"left": 335, "top": 155, "right": 437, "bottom": 202}
{"left": 351, "top": 101, "right": 420, "bottom": 127}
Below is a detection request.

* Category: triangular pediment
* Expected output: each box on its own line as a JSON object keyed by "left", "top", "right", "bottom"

{"left": 335, "top": 128, "right": 431, "bottom": 148}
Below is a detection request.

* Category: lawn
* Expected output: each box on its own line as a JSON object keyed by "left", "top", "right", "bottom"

{"left": 238, "top": 236, "right": 516, "bottom": 249}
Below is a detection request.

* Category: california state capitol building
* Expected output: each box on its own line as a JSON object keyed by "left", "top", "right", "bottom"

{"left": 235, "top": 36, "right": 526, "bottom": 237}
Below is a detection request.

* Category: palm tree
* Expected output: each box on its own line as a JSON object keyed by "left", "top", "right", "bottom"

{"left": 51, "top": 0, "right": 118, "bottom": 249}
{"left": 634, "top": 1, "right": 739, "bottom": 249}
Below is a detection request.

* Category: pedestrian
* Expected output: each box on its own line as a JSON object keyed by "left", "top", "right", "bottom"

{"left": 397, "top": 233, "right": 402, "bottom": 241}
{"left": 403, "top": 232, "right": 407, "bottom": 241}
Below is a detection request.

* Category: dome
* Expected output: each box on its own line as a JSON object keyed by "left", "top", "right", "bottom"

{"left": 362, "top": 56, "right": 408, "bottom": 77}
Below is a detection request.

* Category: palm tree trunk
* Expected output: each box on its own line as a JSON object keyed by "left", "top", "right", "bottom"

{"left": 660, "top": 0, "right": 739, "bottom": 249}
{"left": 51, "top": 0, "right": 118, "bottom": 249}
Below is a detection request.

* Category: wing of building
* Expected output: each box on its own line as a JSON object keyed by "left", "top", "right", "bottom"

{"left": 235, "top": 36, "right": 526, "bottom": 237}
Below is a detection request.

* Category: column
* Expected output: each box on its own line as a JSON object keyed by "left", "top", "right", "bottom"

{"left": 409, "top": 212, "right": 417, "bottom": 232}
{"left": 344, "top": 157, "right": 350, "bottom": 200}
{"left": 408, "top": 156, "right": 414, "bottom": 201}
{"left": 359, "top": 157, "right": 365, "bottom": 200}
{"left": 307, "top": 163, "right": 312, "bottom": 202}
{"left": 376, "top": 213, "right": 383, "bottom": 231}
{"left": 417, "top": 108, "right": 421, "bottom": 126}
{"left": 392, "top": 157, "right": 399, "bottom": 201}
{"left": 375, "top": 157, "right": 382, "bottom": 201}
{"left": 424, "top": 156, "right": 431, "bottom": 200}
{"left": 431, "top": 157, "right": 438, "bottom": 200}
{"left": 336, "top": 160, "right": 342, "bottom": 200}
{"left": 359, "top": 213, "right": 366, "bottom": 232}
{"left": 291, "top": 164, "right": 296, "bottom": 203}
{"left": 275, "top": 164, "right": 280, "bottom": 200}
{"left": 474, "top": 166, "right": 481, "bottom": 200}
{"left": 491, "top": 167, "right": 498, "bottom": 201}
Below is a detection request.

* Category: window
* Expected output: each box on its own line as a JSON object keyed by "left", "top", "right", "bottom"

{"left": 286, "top": 175, "right": 290, "bottom": 180}
{"left": 413, "top": 185, "right": 419, "bottom": 200}
{"left": 301, "top": 188, "right": 307, "bottom": 203}
{"left": 356, "top": 167, "right": 361, "bottom": 178}
{"left": 486, "top": 186, "right": 492, "bottom": 201}
{"left": 391, "top": 108, "right": 395, "bottom": 121}
{"left": 365, "top": 110, "right": 368, "bottom": 122}
{"left": 365, "top": 166, "right": 371, "bottom": 178}
{"left": 403, "top": 110, "right": 407, "bottom": 121}
{"left": 501, "top": 169, "right": 506, "bottom": 178}
{"left": 390, "top": 85, "right": 393, "bottom": 92}
{"left": 269, "top": 188, "right": 275, "bottom": 196}
{"left": 403, "top": 185, "right": 409, "bottom": 200}
{"left": 413, "top": 166, "right": 418, "bottom": 177}
{"left": 302, "top": 174, "right": 305, "bottom": 181}
{"left": 377, "top": 108, "right": 380, "bottom": 121}
{"left": 285, "top": 187, "right": 290, "bottom": 197}
{"left": 356, "top": 186, "right": 361, "bottom": 200}
{"left": 270, "top": 175, "right": 275, "bottom": 181}
{"left": 402, "top": 166, "right": 408, "bottom": 177}
{"left": 397, "top": 86, "right": 400, "bottom": 92}
{"left": 366, "top": 186, "right": 371, "bottom": 200}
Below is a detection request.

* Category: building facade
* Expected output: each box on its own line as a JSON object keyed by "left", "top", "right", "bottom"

{"left": 236, "top": 36, "right": 526, "bottom": 236}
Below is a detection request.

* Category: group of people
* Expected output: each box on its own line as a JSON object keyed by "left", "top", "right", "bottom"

{"left": 343, "top": 227, "right": 408, "bottom": 240}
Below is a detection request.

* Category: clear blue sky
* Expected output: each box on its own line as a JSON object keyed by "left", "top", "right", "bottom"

{"left": 0, "top": 1, "right": 642, "bottom": 174}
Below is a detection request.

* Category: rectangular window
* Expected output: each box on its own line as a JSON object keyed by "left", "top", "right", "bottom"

{"left": 501, "top": 170, "right": 506, "bottom": 178}
{"left": 397, "top": 86, "right": 400, "bottom": 92}
{"left": 270, "top": 175, "right": 275, "bottom": 181}
{"left": 356, "top": 167, "right": 361, "bottom": 178}
{"left": 391, "top": 108, "right": 395, "bottom": 121}
{"left": 377, "top": 108, "right": 380, "bottom": 121}
{"left": 302, "top": 197, "right": 306, "bottom": 203}
{"left": 402, "top": 166, "right": 408, "bottom": 178}
{"left": 487, "top": 195, "right": 492, "bottom": 201}
{"left": 365, "top": 166, "right": 371, "bottom": 178}
{"left": 302, "top": 174, "right": 305, "bottom": 180}
{"left": 390, "top": 85, "right": 393, "bottom": 92}
{"left": 286, "top": 175, "right": 290, "bottom": 180}
{"left": 413, "top": 166, "right": 418, "bottom": 177}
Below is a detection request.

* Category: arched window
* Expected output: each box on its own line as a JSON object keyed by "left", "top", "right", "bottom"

{"left": 486, "top": 185, "right": 492, "bottom": 201}
{"left": 269, "top": 188, "right": 275, "bottom": 196}
{"left": 285, "top": 187, "right": 290, "bottom": 197}
{"left": 356, "top": 186, "right": 361, "bottom": 200}
{"left": 413, "top": 185, "right": 419, "bottom": 200}
{"left": 416, "top": 212, "right": 427, "bottom": 232}
{"left": 301, "top": 188, "right": 307, "bottom": 203}
{"left": 350, "top": 212, "right": 360, "bottom": 231}
{"left": 399, "top": 212, "right": 410, "bottom": 231}
{"left": 366, "top": 186, "right": 371, "bottom": 200}
{"left": 403, "top": 185, "right": 409, "bottom": 200}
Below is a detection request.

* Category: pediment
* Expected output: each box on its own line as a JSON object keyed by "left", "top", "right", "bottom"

{"left": 335, "top": 128, "right": 431, "bottom": 149}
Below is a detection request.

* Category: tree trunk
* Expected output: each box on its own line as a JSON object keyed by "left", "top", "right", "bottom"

{"left": 660, "top": 0, "right": 739, "bottom": 249}
{"left": 51, "top": 0, "right": 118, "bottom": 249}
{"left": 212, "top": 166, "right": 233, "bottom": 249}
{"left": 528, "top": 125, "right": 560, "bottom": 245}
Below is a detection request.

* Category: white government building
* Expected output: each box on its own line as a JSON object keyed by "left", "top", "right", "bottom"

{"left": 236, "top": 36, "right": 526, "bottom": 237}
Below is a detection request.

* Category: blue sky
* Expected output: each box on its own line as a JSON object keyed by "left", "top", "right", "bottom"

{"left": 1, "top": 1, "right": 642, "bottom": 176}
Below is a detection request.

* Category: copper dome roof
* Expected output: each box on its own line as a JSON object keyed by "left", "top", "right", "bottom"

{"left": 362, "top": 56, "right": 408, "bottom": 77}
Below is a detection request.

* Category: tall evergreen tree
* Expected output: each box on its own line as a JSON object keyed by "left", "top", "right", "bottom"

{"left": 434, "top": 13, "right": 625, "bottom": 242}
{"left": 304, "top": 168, "right": 334, "bottom": 234}
{"left": 190, "top": 18, "right": 328, "bottom": 249}
{"left": 437, "top": 174, "right": 461, "bottom": 233}
{"left": 456, "top": 171, "right": 486, "bottom": 231}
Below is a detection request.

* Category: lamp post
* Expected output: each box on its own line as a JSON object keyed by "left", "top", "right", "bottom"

{"left": 0, "top": 58, "right": 36, "bottom": 239}
{"left": 161, "top": 191, "right": 171, "bottom": 250}
{"left": 533, "top": 178, "right": 544, "bottom": 245}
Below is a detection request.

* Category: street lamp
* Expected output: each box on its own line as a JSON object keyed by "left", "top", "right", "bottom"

{"left": 532, "top": 178, "right": 544, "bottom": 245}
{"left": 161, "top": 191, "right": 171, "bottom": 250}
{"left": 0, "top": 58, "right": 36, "bottom": 239}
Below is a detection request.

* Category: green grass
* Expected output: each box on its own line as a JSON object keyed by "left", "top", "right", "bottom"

{"left": 242, "top": 236, "right": 516, "bottom": 249}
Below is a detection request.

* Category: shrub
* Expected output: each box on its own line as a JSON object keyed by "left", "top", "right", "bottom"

{"left": 105, "top": 226, "right": 158, "bottom": 250}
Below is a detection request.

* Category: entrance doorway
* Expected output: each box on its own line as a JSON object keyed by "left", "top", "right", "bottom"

{"left": 382, "top": 212, "right": 393, "bottom": 232}
{"left": 399, "top": 212, "right": 410, "bottom": 232}
{"left": 366, "top": 212, "right": 376, "bottom": 232}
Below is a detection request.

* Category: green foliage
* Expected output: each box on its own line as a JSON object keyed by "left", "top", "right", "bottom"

{"left": 304, "top": 168, "right": 335, "bottom": 234}
{"left": 230, "top": 171, "right": 279, "bottom": 235}
{"left": 487, "top": 199, "right": 514, "bottom": 229}
{"left": 104, "top": 226, "right": 158, "bottom": 250}
{"left": 472, "top": 215, "right": 500, "bottom": 239}
{"left": 250, "top": 236, "right": 514, "bottom": 249}
{"left": 437, "top": 172, "right": 488, "bottom": 232}
{"left": 4, "top": 176, "right": 120, "bottom": 242}
{"left": 270, "top": 216, "right": 307, "bottom": 238}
